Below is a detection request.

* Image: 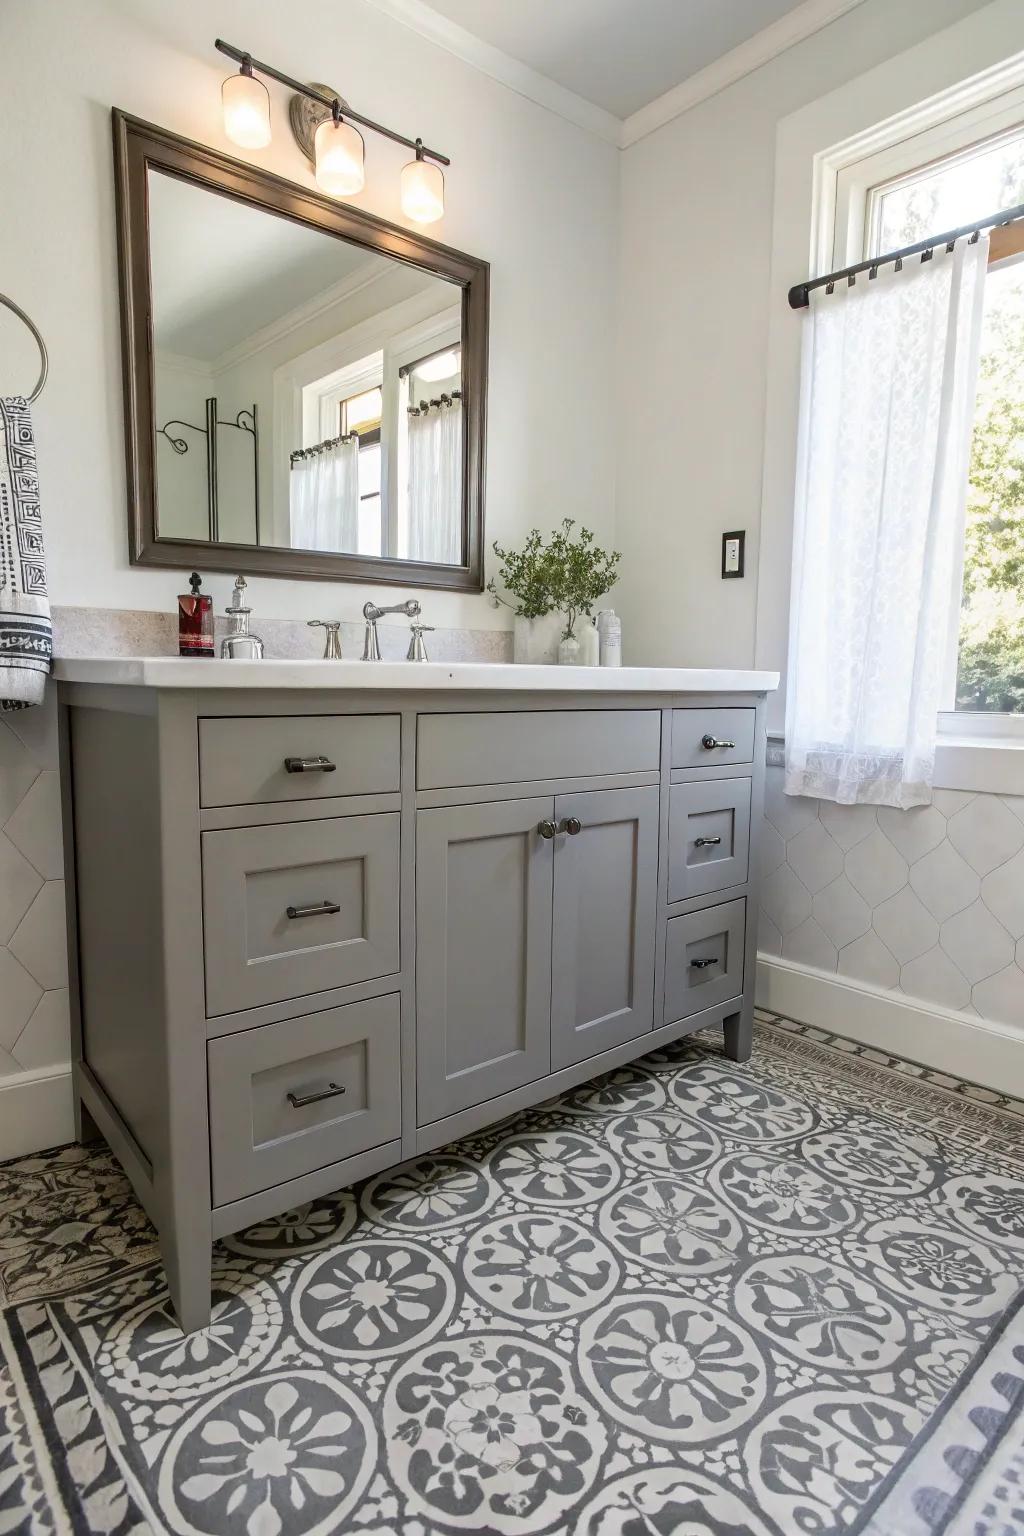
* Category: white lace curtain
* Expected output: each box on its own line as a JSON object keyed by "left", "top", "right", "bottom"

{"left": 289, "top": 437, "right": 360, "bottom": 554}
{"left": 406, "top": 396, "right": 463, "bottom": 565}
{"left": 785, "top": 236, "right": 988, "bottom": 809}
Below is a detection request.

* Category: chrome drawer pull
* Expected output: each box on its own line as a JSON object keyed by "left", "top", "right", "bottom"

{"left": 701, "top": 734, "right": 735, "bottom": 751}
{"left": 559, "top": 816, "right": 583, "bottom": 836}
{"left": 694, "top": 835, "right": 722, "bottom": 847}
{"left": 538, "top": 820, "right": 557, "bottom": 839}
{"left": 287, "top": 1081, "right": 347, "bottom": 1109}
{"left": 690, "top": 956, "right": 720, "bottom": 968}
{"left": 286, "top": 900, "right": 342, "bottom": 919}
{"left": 284, "top": 755, "right": 337, "bottom": 773}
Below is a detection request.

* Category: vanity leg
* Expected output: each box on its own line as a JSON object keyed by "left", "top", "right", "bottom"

{"left": 163, "top": 1227, "right": 212, "bottom": 1334}
{"left": 75, "top": 1092, "right": 103, "bottom": 1146}
{"left": 723, "top": 1005, "right": 753, "bottom": 1063}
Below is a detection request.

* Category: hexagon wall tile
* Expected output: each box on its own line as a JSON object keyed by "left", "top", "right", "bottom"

{"left": 844, "top": 829, "right": 908, "bottom": 907}
{"left": 757, "top": 765, "right": 1024, "bottom": 1031}
{"left": 0, "top": 694, "right": 71, "bottom": 1086}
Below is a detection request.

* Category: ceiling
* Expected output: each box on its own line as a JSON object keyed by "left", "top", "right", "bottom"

{"left": 415, "top": 0, "right": 814, "bottom": 119}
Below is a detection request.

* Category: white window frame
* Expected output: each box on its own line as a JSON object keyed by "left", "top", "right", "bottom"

{"left": 822, "top": 61, "right": 1024, "bottom": 790}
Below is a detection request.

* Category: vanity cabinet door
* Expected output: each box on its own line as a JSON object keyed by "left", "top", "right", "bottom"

{"left": 550, "top": 786, "right": 658, "bottom": 1070}
{"left": 416, "top": 798, "right": 554, "bottom": 1125}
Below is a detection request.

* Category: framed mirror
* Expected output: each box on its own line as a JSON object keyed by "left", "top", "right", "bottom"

{"left": 113, "top": 111, "right": 488, "bottom": 590}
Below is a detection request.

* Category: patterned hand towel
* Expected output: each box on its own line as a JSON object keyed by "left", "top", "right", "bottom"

{"left": 0, "top": 396, "right": 52, "bottom": 709}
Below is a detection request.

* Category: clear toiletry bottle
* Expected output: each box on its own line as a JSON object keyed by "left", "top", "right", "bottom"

{"left": 597, "top": 609, "right": 622, "bottom": 667}
{"left": 221, "top": 576, "right": 265, "bottom": 660}
{"left": 178, "top": 572, "right": 213, "bottom": 658}
{"left": 578, "top": 614, "right": 600, "bottom": 666}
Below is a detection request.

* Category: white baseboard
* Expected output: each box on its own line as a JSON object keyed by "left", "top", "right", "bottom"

{"left": 0, "top": 1066, "right": 75, "bottom": 1162}
{"left": 756, "top": 954, "right": 1024, "bottom": 1097}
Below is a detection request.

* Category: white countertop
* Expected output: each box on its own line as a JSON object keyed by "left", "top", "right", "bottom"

{"left": 53, "top": 658, "right": 779, "bottom": 693}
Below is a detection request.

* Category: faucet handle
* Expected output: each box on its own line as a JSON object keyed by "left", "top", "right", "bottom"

{"left": 407, "top": 622, "right": 435, "bottom": 662}
{"left": 308, "top": 619, "right": 343, "bottom": 660}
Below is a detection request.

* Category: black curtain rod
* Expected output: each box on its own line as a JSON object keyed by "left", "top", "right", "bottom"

{"left": 788, "top": 199, "right": 1024, "bottom": 310}
{"left": 214, "top": 39, "right": 451, "bottom": 166}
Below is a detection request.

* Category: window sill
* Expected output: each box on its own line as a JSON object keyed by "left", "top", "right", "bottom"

{"left": 935, "top": 734, "right": 1024, "bottom": 795}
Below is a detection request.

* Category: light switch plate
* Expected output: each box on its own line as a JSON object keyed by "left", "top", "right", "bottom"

{"left": 722, "top": 530, "right": 745, "bottom": 578}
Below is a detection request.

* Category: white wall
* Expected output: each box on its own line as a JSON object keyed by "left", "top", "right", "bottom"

{"left": 613, "top": 0, "right": 1024, "bottom": 1083}
{"left": 614, "top": 0, "right": 992, "bottom": 669}
{"left": 0, "top": 0, "right": 620, "bottom": 630}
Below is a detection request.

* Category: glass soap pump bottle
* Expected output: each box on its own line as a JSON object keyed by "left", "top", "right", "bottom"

{"left": 220, "top": 576, "right": 264, "bottom": 660}
{"left": 178, "top": 572, "right": 213, "bottom": 657}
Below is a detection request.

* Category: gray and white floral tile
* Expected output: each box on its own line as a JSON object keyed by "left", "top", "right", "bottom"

{"left": 1, "top": 1013, "right": 1023, "bottom": 1536}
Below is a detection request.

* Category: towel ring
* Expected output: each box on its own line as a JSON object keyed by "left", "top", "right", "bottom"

{"left": 0, "top": 292, "right": 48, "bottom": 403}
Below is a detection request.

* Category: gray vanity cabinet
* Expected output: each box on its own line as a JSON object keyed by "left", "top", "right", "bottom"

{"left": 57, "top": 675, "right": 771, "bottom": 1334}
{"left": 416, "top": 797, "right": 555, "bottom": 1123}
{"left": 550, "top": 785, "right": 658, "bottom": 1070}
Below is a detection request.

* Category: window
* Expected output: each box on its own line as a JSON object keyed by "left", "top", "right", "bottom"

{"left": 864, "top": 126, "right": 1024, "bottom": 715}
{"left": 339, "top": 386, "right": 383, "bottom": 556}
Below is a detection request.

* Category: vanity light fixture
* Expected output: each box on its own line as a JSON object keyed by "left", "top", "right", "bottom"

{"left": 215, "top": 39, "right": 448, "bottom": 223}
{"left": 401, "top": 142, "right": 445, "bottom": 225}
{"left": 221, "top": 58, "right": 272, "bottom": 150}
{"left": 314, "top": 103, "right": 365, "bottom": 197}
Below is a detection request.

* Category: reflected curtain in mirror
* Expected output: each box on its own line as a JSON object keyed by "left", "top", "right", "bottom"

{"left": 407, "top": 393, "right": 463, "bottom": 564}
{"left": 289, "top": 435, "right": 360, "bottom": 552}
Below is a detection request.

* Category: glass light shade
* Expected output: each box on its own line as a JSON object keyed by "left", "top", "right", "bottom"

{"left": 401, "top": 157, "right": 445, "bottom": 223}
{"left": 221, "top": 72, "right": 272, "bottom": 149}
{"left": 315, "top": 118, "right": 365, "bottom": 196}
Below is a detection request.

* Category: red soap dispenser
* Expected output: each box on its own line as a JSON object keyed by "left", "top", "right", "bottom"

{"left": 178, "top": 572, "right": 214, "bottom": 658}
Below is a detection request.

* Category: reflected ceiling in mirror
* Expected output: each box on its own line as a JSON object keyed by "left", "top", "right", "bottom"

{"left": 115, "top": 112, "right": 487, "bottom": 591}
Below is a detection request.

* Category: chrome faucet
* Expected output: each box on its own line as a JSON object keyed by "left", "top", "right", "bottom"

{"left": 362, "top": 598, "right": 421, "bottom": 660}
{"left": 308, "top": 620, "right": 343, "bottom": 659}
{"left": 407, "top": 622, "right": 435, "bottom": 662}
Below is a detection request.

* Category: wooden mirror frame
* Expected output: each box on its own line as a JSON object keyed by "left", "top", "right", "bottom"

{"left": 112, "top": 110, "right": 488, "bottom": 591}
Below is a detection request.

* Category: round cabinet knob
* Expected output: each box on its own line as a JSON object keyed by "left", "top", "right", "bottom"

{"left": 538, "top": 820, "right": 557, "bottom": 839}
{"left": 560, "top": 816, "right": 583, "bottom": 836}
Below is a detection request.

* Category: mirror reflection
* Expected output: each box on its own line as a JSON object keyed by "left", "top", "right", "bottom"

{"left": 149, "top": 168, "right": 464, "bottom": 564}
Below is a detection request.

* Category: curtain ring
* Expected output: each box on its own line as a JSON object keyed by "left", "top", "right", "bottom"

{"left": 847, "top": 272, "right": 856, "bottom": 287}
{"left": 0, "top": 293, "right": 48, "bottom": 403}
{"left": 894, "top": 257, "right": 903, "bottom": 273}
{"left": 825, "top": 280, "right": 835, "bottom": 295}
{"left": 921, "top": 248, "right": 933, "bottom": 263}
{"left": 869, "top": 265, "right": 878, "bottom": 280}
{"left": 969, "top": 230, "right": 980, "bottom": 244}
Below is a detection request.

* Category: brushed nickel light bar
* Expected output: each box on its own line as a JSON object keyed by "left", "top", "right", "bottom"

{"left": 215, "top": 38, "right": 449, "bottom": 222}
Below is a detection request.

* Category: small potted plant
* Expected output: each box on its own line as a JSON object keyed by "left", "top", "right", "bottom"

{"left": 544, "top": 519, "right": 621, "bottom": 664}
{"left": 489, "top": 521, "right": 621, "bottom": 664}
{"left": 487, "top": 527, "right": 560, "bottom": 663}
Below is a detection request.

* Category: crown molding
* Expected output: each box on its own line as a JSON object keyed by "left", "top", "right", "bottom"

{"left": 209, "top": 258, "right": 393, "bottom": 375}
{"left": 360, "top": 0, "right": 623, "bottom": 145}
{"left": 621, "top": 0, "right": 869, "bottom": 147}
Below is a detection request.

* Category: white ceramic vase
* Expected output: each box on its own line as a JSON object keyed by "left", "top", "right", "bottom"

{"left": 513, "top": 613, "right": 561, "bottom": 664}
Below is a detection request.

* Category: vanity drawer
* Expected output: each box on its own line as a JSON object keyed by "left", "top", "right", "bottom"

{"left": 671, "top": 708, "right": 755, "bottom": 769}
{"left": 668, "top": 778, "right": 751, "bottom": 901}
{"left": 202, "top": 814, "right": 400, "bottom": 1015}
{"left": 199, "top": 714, "right": 400, "bottom": 808}
{"left": 417, "top": 709, "right": 661, "bottom": 789}
{"left": 664, "top": 898, "right": 745, "bottom": 1022}
{"left": 208, "top": 994, "right": 401, "bottom": 1205}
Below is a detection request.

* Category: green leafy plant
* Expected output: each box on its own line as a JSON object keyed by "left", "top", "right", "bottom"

{"left": 487, "top": 527, "right": 555, "bottom": 619}
{"left": 488, "top": 519, "right": 621, "bottom": 638}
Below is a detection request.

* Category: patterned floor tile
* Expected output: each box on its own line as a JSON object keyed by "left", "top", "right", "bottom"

{"left": 1, "top": 1015, "right": 1023, "bottom": 1535}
